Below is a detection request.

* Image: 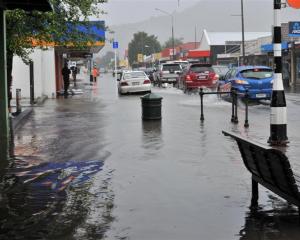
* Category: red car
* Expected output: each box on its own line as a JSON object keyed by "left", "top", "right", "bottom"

{"left": 179, "top": 64, "right": 219, "bottom": 92}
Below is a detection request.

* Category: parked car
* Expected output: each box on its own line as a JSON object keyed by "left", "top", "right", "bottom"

{"left": 178, "top": 63, "right": 219, "bottom": 92}
{"left": 117, "top": 70, "right": 151, "bottom": 94}
{"left": 217, "top": 66, "right": 273, "bottom": 100}
{"left": 168, "top": 60, "right": 189, "bottom": 70}
{"left": 113, "top": 68, "right": 123, "bottom": 77}
{"left": 154, "top": 63, "right": 182, "bottom": 87}
{"left": 212, "top": 65, "right": 229, "bottom": 80}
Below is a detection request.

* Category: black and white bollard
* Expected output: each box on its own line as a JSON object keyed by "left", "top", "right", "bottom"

{"left": 268, "top": 0, "right": 288, "bottom": 146}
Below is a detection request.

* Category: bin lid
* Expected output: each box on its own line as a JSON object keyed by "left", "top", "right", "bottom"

{"left": 141, "top": 93, "right": 163, "bottom": 100}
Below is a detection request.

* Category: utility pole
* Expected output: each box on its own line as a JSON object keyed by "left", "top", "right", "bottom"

{"left": 241, "top": 0, "right": 245, "bottom": 64}
{"left": 231, "top": 0, "right": 245, "bottom": 65}
{"left": 195, "top": 26, "right": 197, "bottom": 49}
{"left": 155, "top": 8, "right": 175, "bottom": 60}
{"left": 268, "top": 0, "right": 288, "bottom": 146}
{"left": 171, "top": 16, "right": 175, "bottom": 60}
{"left": 114, "top": 46, "right": 117, "bottom": 79}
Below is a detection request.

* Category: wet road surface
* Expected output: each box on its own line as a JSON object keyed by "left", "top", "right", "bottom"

{"left": 1, "top": 74, "right": 300, "bottom": 239}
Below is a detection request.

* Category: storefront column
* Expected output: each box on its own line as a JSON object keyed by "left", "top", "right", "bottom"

{"left": 0, "top": 9, "right": 10, "bottom": 161}
{"left": 290, "top": 42, "right": 296, "bottom": 87}
{"left": 0, "top": 9, "right": 9, "bottom": 140}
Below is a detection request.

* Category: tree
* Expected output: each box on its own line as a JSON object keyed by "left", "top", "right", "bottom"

{"left": 163, "top": 37, "right": 184, "bottom": 49}
{"left": 128, "top": 32, "right": 161, "bottom": 66}
{"left": 6, "top": 0, "right": 107, "bottom": 103}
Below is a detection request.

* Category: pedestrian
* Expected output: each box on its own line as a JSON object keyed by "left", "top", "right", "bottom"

{"left": 71, "top": 66, "right": 78, "bottom": 87}
{"left": 92, "top": 67, "right": 99, "bottom": 82}
{"left": 62, "top": 63, "right": 71, "bottom": 95}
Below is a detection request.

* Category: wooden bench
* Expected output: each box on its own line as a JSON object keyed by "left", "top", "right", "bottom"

{"left": 222, "top": 130, "right": 300, "bottom": 212}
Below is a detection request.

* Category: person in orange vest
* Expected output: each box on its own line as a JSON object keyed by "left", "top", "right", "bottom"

{"left": 92, "top": 67, "right": 99, "bottom": 82}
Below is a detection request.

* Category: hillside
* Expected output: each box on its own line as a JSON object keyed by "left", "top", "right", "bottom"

{"left": 99, "top": 0, "right": 299, "bottom": 58}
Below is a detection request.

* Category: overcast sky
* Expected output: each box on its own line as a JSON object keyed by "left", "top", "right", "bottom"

{"left": 99, "top": 0, "right": 274, "bottom": 26}
{"left": 100, "top": 0, "right": 199, "bottom": 26}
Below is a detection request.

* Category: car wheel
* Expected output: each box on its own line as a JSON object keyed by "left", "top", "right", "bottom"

{"left": 183, "top": 84, "right": 188, "bottom": 94}
{"left": 179, "top": 80, "right": 183, "bottom": 90}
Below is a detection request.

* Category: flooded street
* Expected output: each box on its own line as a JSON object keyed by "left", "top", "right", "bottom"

{"left": 2, "top": 74, "right": 300, "bottom": 239}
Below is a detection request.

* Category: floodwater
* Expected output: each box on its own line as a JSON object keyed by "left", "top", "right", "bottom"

{"left": 1, "top": 74, "right": 300, "bottom": 240}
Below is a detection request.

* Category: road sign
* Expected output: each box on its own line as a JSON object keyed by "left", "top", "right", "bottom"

{"left": 113, "top": 41, "right": 118, "bottom": 49}
{"left": 287, "top": 0, "right": 300, "bottom": 8}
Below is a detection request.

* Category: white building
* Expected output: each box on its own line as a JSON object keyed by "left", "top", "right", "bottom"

{"left": 12, "top": 48, "right": 56, "bottom": 99}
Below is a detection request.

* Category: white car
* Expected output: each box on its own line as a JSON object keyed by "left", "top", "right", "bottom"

{"left": 118, "top": 71, "right": 152, "bottom": 94}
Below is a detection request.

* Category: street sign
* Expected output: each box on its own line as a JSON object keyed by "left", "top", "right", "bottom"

{"left": 287, "top": 0, "right": 300, "bottom": 8}
{"left": 113, "top": 41, "right": 118, "bottom": 49}
{"left": 288, "top": 22, "right": 300, "bottom": 37}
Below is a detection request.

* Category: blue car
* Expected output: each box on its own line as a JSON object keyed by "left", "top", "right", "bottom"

{"left": 217, "top": 66, "right": 273, "bottom": 100}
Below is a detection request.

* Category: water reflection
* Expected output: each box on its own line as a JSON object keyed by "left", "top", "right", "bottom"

{"left": 240, "top": 202, "right": 300, "bottom": 240}
{"left": 0, "top": 119, "right": 15, "bottom": 174}
{"left": 0, "top": 138, "right": 10, "bottom": 171}
{"left": 0, "top": 158, "right": 104, "bottom": 239}
{"left": 142, "top": 121, "right": 163, "bottom": 159}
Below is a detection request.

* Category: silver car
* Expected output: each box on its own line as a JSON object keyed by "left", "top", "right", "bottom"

{"left": 156, "top": 63, "right": 182, "bottom": 86}
{"left": 118, "top": 71, "right": 152, "bottom": 94}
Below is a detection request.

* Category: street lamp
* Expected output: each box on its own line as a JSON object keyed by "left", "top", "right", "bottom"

{"left": 231, "top": 0, "right": 245, "bottom": 65}
{"left": 155, "top": 8, "right": 175, "bottom": 60}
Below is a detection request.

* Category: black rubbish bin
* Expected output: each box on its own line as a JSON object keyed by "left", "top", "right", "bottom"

{"left": 141, "top": 93, "right": 163, "bottom": 120}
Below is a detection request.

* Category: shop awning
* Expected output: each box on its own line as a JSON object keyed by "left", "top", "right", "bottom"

{"left": 261, "top": 42, "right": 289, "bottom": 53}
{"left": 2, "top": 0, "right": 52, "bottom": 12}
{"left": 31, "top": 21, "right": 106, "bottom": 52}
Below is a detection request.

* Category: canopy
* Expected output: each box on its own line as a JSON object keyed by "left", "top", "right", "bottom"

{"left": 3, "top": 0, "right": 52, "bottom": 12}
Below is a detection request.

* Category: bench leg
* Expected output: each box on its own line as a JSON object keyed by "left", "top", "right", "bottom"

{"left": 251, "top": 178, "right": 259, "bottom": 209}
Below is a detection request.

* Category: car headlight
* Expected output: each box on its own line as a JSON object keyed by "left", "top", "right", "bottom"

{"left": 234, "top": 79, "right": 249, "bottom": 85}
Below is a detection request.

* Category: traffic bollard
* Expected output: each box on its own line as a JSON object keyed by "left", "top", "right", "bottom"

{"left": 233, "top": 88, "right": 239, "bottom": 124}
{"left": 200, "top": 88, "right": 204, "bottom": 121}
{"left": 16, "top": 89, "right": 22, "bottom": 114}
{"left": 231, "top": 88, "right": 239, "bottom": 124}
{"left": 231, "top": 88, "right": 235, "bottom": 122}
{"left": 244, "top": 89, "right": 249, "bottom": 128}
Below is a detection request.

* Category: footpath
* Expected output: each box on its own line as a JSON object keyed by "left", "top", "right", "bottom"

{"left": 10, "top": 76, "right": 88, "bottom": 132}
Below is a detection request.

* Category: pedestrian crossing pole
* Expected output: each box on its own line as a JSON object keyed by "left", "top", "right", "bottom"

{"left": 268, "top": 0, "right": 288, "bottom": 146}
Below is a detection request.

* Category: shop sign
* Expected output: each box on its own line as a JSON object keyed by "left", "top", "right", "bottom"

{"left": 137, "top": 54, "right": 143, "bottom": 62}
{"left": 169, "top": 48, "right": 176, "bottom": 56}
{"left": 289, "top": 22, "right": 300, "bottom": 37}
{"left": 287, "top": 0, "right": 300, "bottom": 9}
